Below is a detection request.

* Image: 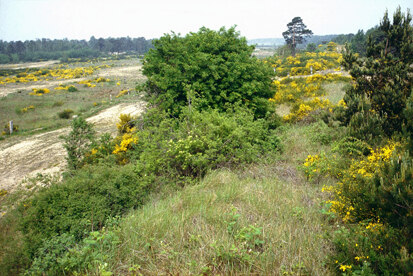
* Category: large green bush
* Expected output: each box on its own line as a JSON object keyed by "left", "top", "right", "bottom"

{"left": 18, "top": 164, "right": 148, "bottom": 259}
{"left": 143, "top": 27, "right": 274, "bottom": 118}
{"left": 131, "top": 107, "right": 279, "bottom": 184}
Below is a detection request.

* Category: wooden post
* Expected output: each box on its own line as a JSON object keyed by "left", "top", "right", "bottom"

{"left": 9, "top": 121, "right": 13, "bottom": 135}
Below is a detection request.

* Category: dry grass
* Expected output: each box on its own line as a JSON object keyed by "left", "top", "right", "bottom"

{"left": 321, "top": 82, "right": 347, "bottom": 105}
{"left": 109, "top": 124, "right": 336, "bottom": 275}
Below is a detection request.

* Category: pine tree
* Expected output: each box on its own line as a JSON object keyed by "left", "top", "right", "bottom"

{"left": 282, "top": 17, "right": 313, "bottom": 57}
{"left": 340, "top": 7, "right": 413, "bottom": 138}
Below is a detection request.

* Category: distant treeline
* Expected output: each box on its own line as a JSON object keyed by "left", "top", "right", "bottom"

{"left": 0, "top": 36, "right": 153, "bottom": 64}
{"left": 331, "top": 27, "right": 384, "bottom": 56}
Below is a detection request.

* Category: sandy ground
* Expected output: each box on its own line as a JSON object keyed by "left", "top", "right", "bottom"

{"left": 0, "top": 101, "right": 146, "bottom": 192}
{"left": 0, "top": 78, "right": 87, "bottom": 98}
{"left": 98, "top": 65, "right": 144, "bottom": 79}
{"left": 0, "top": 60, "right": 59, "bottom": 70}
{"left": 0, "top": 63, "right": 143, "bottom": 98}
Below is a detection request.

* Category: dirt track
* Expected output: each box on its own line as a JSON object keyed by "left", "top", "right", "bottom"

{"left": 0, "top": 102, "right": 146, "bottom": 192}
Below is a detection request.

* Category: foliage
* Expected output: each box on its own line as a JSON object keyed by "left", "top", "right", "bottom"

{"left": 340, "top": 7, "right": 413, "bottom": 137}
{"left": 116, "top": 113, "right": 136, "bottom": 134}
{"left": 131, "top": 107, "right": 279, "bottom": 184}
{"left": 143, "top": 26, "right": 274, "bottom": 118}
{"left": 0, "top": 36, "right": 152, "bottom": 64}
{"left": 67, "top": 85, "right": 78, "bottom": 92}
{"left": 267, "top": 51, "right": 344, "bottom": 77}
{"left": 26, "top": 227, "right": 120, "bottom": 276}
{"left": 18, "top": 164, "right": 149, "bottom": 259}
{"left": 306, "top": 43, "right": 317, "bottom": 52}
{"left": 282, "top": 17, "right": 313, "bottom": 57}
{"left": 57, "top": 108, "right": 74, "bottom": 119}
{"left": 329, "top": 222, "right": 410, "bottom": 275}
{"left": 61, "top": 117, "right": 95, "bottom": 170}
{"left": 315, "top": 138, "right": 413, "bottom": 275}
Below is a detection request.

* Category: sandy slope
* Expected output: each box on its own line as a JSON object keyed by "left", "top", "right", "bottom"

{"left": 0, "top": 102, "right": 146, "bottom": 192}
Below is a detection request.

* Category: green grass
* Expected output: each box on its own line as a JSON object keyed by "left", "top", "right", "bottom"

{"left": 322, "top": 81, "right": 348, "bottom": 105}
{"left": 112, "top": 167, "right": 332, "bottom": 275}
{"left": 103, "top": 121, "right": 343, "bottom": 275}
{"left": 0, "top": 87, "right": 141, "bottom": 136}
{"left": 0, "top": 59, "right": 144, "bottom": 137}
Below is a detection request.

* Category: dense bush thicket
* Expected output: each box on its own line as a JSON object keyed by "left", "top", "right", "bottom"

{"left": 19, "top": 164, "right": 148, "bottom": 258}
{"left": 131, "top": 107, "right": 279, "bottom": 183}
{"left": 143, "top": 27, "right": 274, "bottom": 118}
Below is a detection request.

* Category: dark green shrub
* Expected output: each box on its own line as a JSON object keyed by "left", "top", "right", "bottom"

{"left": 58, "top": 109, "right": 74, "bottom": 119}
{"left": 67, "top": 85, "right": 78, "bottom": 92}
{"left": 27, "top": 228, "right": 120, "bottom": 276}
{"left": 0, "top": 54, "right": 10, "bottom": 64}
{"left": 331, "top": 136, "right": 371, "bottom": 158}
{"left": 18, "top": 164, "right": 149, "bottom": 259}
{"left": 143, "top": 26, "right": 274, "bottom": 118}
{"left": 330, "top": 222, "right": 410, "bottom": 275}
{"left": 368, "top": 150, "right": 413, "bottom": 235}
{"left": 340, "top": 8, "right": 413, "bottom": 137}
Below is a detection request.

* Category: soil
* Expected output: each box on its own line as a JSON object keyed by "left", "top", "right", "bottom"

{"left": 0, "top": 102, "right": 146, "bottom": 192}
{"left": 0, "top": 60, "right": 147, "bottom": 192}
{"left": 0, "top": 60, "right": 59, "bottom": 70}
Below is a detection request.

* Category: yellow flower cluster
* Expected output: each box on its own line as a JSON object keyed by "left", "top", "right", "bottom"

{"left": 283, "top": 98, "right": 332, "bottom": 122}
{"left": 339, "top": 264, "right": 352, "bottom": 272}
{"left": 21, "top": 105, "right": 35, "bottom": 113}
{"left": 323, "top": 141, "right": 400, "bottom": 222}
{"left": 29, "top": 88, "right": 50, "bottom": 96}
{"left": 116, "top": 89, "right": 129, "bottom": 98}
{"left": 112, "top": 133, "right": 138, "bottom": 154}
{"left": 0, "top": 64, "right": 111, "bottom": 86}
{"left": 303, "top": 154, "right": 320, "bottom": 167}
{"left": 116, "top": 113, "right": 136, "bottom": 134}
{"left": 268, "top": 51, "right": 344, "bottom": 77}
{"left": 78, "top": 77, "right": 110, "bottom": 88}
{"left": 54, "top": 84, "right": 76, "bottom": 91}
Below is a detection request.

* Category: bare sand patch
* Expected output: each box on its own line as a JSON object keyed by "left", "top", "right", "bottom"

{"left": 98, "top": 65, "right": 144, "bottom": 79}
{"left": 0, "top": 102, "right": 146, "bottom": 192}
{"left": 0, "top": 60, "right": 59, "bottom": 70}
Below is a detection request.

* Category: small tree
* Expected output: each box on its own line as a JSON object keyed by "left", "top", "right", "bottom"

{"left": 61, "top": 117, "right": 95, "bottom": 170}
{"left": 282, "top": 17, "right": 313, "bottom": 57}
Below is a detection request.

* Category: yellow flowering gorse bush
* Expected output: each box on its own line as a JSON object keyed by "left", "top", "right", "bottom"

{"left": 322, "top": 141, "right": 400, "bottom": 223}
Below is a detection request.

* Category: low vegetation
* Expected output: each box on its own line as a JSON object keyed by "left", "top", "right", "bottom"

{"left": 0, "top": 7, "right": 412, "bottom": 276}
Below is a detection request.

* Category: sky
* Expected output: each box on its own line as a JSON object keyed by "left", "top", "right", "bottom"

{"left": 0, "top": 0, "right": 412, "bottom": 41}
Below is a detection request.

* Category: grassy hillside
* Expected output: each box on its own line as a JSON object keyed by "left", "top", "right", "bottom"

{"left": 106, "top": 122, "right": 338, "bottom": 275}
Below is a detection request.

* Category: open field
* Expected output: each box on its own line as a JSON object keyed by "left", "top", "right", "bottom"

{"left": 0, "top": 58, "right": 147, "bottom": 191}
